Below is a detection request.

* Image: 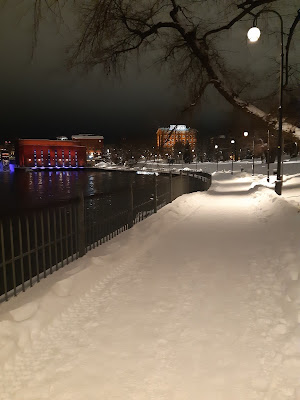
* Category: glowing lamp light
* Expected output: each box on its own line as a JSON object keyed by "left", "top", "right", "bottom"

{"left": 215, "top": 145, "right": 218, "bottom": 149}
{"left": 247, "top": 26, "right": 261, "bottom": 42}
{"left": 231, "top": 140, "right": 235, "bottom": 144}
{"left": 244, "top": 131, "right": 249, "bottom": 137}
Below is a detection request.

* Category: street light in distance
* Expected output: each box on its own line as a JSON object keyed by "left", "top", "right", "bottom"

{"left": 230, "top": 140, "right": 235, "bottom": 175}
{"left": 215, "top": 144, "right": 219, "bottom": 171}
{"left": 243, "top": 131, "right": 255, "bottom": 176}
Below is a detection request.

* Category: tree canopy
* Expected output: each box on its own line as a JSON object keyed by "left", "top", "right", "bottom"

{"left": 32, "top": 0, "right": 300, "bottom": 135}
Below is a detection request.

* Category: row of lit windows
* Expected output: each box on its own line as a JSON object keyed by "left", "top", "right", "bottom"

{"left": 166, "top": 138, "right": 196, "bottom": 142}
{"left": 28, "top": 149, "right": 78, "bottom": 166}
{"left": 162, "top": 135, "right": 195, "bottom": 139}
{"left": 162, "top": 140, "right": 196, "bottom": 146}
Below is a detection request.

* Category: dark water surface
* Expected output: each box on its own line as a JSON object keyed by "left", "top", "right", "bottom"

{"left": 0, "top": 169, "right": 157, "bottom": 214}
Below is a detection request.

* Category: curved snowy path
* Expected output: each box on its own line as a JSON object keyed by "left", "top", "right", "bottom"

{"left": 1, "top": 174, "right": 300, "bottom": 399}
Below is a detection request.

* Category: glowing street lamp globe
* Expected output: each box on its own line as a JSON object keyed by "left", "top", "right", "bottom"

{"left": 244, "top": 131, "right": 249, "bottom": 137}
{"left": 247, "top": 26, "right": 261, "bottom": 42}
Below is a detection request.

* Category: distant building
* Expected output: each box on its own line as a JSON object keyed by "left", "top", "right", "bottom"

{"left": 72, "top": 134, "right": 104, "bottom": 159}
{"left": 156, "top": 125, "right": 197, "bottom": 151}
{"left": 15, "top": 139, "right": 86, "bottom": 168}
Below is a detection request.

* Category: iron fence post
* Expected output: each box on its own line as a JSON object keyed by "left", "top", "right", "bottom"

{"left": 180, "top": 170, "right": 183, "bottom": 195}
{"left": 128, "top": 184, "right": 134, "bottom": 228}
{"left": 78, "top": 192, "right": 86, "bottom": 257}
{"left": 154, "top": 174, "right": 157, "bottom": 213}
{"left": 0, "top": 221, "right": 8, "bottom": 301}
{"left": 169, "top": 172, "right": 173, "bottom": 202}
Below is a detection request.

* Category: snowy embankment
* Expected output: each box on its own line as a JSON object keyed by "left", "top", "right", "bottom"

{"left": 97, "top": 158, "right": 300, "bottom": 177}
{"left": 1, "top": 172, "right": 300, "bottom": 399}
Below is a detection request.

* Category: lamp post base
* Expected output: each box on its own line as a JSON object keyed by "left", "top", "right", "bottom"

{"left": 275, "top": 180, "right": 282, "bottom": 195}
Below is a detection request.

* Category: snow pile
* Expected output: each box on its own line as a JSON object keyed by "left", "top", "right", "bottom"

{"left": 1, "top": 172, "right": 300, "bottom": 399}
{"left": 94, "top": 161, "right": 109, "bottom": 168}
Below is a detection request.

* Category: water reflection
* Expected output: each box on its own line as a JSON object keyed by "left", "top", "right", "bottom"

{"left": 0, "top": 169, "right": 141, "bottom": 213}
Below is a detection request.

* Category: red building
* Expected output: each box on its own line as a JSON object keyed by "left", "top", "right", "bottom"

{"left": 15, "top": 139, "right": 86, "bottom": 168}
{"left": 71, "top": 134, "right": 104, "bottom": 159}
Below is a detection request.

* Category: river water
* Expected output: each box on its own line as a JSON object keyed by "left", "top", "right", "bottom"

{"left": 0, "top": 168, "right": 159, "bottom": 215}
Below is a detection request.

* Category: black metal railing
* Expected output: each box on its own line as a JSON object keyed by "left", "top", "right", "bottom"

{"left": 0, "top": 171, "right": 211, "bottom": 302}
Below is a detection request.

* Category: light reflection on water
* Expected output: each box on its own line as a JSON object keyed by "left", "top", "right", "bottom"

{"left": 0, "top": 169, "right": 144, "bottom": 213}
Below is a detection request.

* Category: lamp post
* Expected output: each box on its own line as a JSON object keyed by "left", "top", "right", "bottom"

{"left": 215, "top": 144, "right": 219, "bottom": 171}
{"left": 295, "top": 142, "right": 298, "bottom": 161}
{"left": 192, "top": 149, "right": 196, "bottom": 171}
{"left": 247, "top": 10, "right": 284, "bottom": 194}
{"left": 244, "top": 131, "right": 255, "bottom": 176}
{"left": 231, "top": 140, "right": 235, "bottom": 175}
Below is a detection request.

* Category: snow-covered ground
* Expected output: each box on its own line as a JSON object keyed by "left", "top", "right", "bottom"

{"left": 136, "top": 159, "right": 300, "bottom": 176}
{"left": 97, "top": 158, "right": 300, "bottom": 177}
{"left": 1, "top": 172, "right": 300, "bottom": 399}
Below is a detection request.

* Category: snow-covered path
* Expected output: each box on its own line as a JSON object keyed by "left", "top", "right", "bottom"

{"left": 1, "top": 173, "right": 300, "bottom": 399}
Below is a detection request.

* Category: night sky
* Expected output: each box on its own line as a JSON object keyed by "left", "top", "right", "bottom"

{"left": 0, "top": 1, "right": 298, "bottom": 144}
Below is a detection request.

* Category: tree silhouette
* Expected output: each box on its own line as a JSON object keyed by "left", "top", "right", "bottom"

{"left": 183, "top": 142, "right": 192, "bottom": 163}
{"left": 31, "top": 0, "right": 300, "bottom": 135}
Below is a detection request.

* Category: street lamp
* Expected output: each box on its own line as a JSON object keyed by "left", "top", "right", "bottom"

{"left": 231, "top": 140, "right": 235, "bottom": 175}
{"left": 247, "top": 26, "right": 261, "bottom": 42}
{"left": 192, "top": 149, "right": 196, "bottom": 171}
{"left": 244, "top": 131, "right": 255, "bottom": 176}
{"left": 244, "top": 131, "right": 249, "bottom": 160}
{"left": 247, "top": 10, "right": 284, "bottom": 194}
{"left": 215, "top": 144, "right": 219, "bottom": 171}
{"left": 295, "top": 142, "right": 298, "bottom": 161}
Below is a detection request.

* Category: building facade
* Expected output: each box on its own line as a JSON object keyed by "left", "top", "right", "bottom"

{"left": 156, "top": 125, "right": 197, "bottom": 151}
{"left": 15, "top": 139, "right": 86, "bottom": 168}
{"left": 71, "top": 134, "right": 104, "bottom": 158}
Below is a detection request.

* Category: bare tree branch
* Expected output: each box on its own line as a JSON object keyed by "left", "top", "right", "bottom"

{"left": 203, "top": 0, "right": 277, "bottom": 42}
{"left": 30, "top": 0, "right": 300, "bottom": 136}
